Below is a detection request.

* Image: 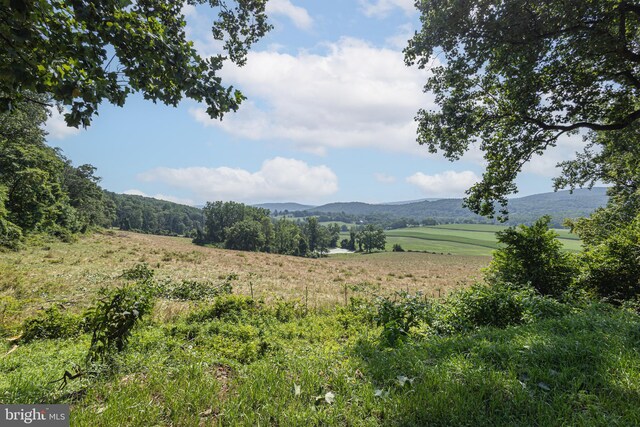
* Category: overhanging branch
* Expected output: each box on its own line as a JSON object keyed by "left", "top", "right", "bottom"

{"left": 523, "top": 109, "right": 640, "bottom": 132}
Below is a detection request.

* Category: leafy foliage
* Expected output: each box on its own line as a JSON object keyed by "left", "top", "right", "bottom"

{"left": 486, "top": 216, "right": 578, "bottom": 296}
{"left": 162, "top": 278, "right": 234, "bottom": 301}
{"left": 580, "top": 213, "right": 640, "bottom": 303}
{"left": 356, "top": 224, "right": 386, "bottom": 253}
{"left": 406, "top": 1, "right": 640, "bottom": 217}
{"left": 120, "top": 263, "right": 155, "bottom": 283}
{"left": 21, "top": 306, "right": 83, "bottom": 343}
{"left": 85, "top": 284, "right": 155, "bottom": 363}
{"left": 187, "top": 295, "right": 257, "bottom": 323}
{"left": 374, "top": 292, "right": 430, "bottom": 346}
{"left": 430, "top": 283, "right": 569, "bottom": 335}
{"left": 108, "top": 192, "right": 203, "bottom": 236}
{"left": 1, "top": 0, "right": 270, "bottom": 127}
{"left": 0, "top": 98, "right": 114, "bottom": 248}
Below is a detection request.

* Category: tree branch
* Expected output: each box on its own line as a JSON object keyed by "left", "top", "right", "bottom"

{"left": 523, "top": 109, "right": 640, "bottom": 132}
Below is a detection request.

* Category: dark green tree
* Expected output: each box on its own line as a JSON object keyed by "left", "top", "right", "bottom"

{"left": 273, "top": 218, "right": 304, "bottom": 256}
{"left": 0, "top": 98, "right": 67, "bottom": 231}
{"left": 1, "top": 0, "right": 270, "bottom": 127}
{"left": 485, "top": 216, "right": 577, "bottom": 297}
{"left": 327, "top": 223, "right": 341, "bottom": 248}
{"left": 303, "top": 216, "right": 321, "bottom": 252}
{"left": 406, "top": 1, "right": 640, "bottom": 218}
{"left": 224, "top": 219, "right": 265, "bottom": 252}
{"left": 356, "top": 224, "right": 386, "bottom": 253}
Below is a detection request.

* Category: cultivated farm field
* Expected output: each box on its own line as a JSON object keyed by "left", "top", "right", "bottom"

{"left": 385, "top": 224, "right": 582, "bottom": 255}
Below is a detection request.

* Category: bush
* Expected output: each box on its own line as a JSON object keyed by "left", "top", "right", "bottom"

{"left": 374, "top": 292, "right": 431, "bottom": 346}
{"left": 187, "top": 295, "right": 257, "bottom": 323}
{"left": 164, "top": 279, "right": 233, "bottom": 301}
{"left": 85, "top": 283, "right": 155, "bottom": 363}
{"left": 485, "top": 216, "right": 578, "bottom": 297}
{"left": 430, "top": 283, "right": 569, "bottom": 335}
{"left": 21, "top": 306, "right": 83, "bottom": 343}
{"left": 267, "top": 298, "right": 306, "bottom": 322}
{"left": 581, "top": 215, "right": 640, "bottom": 303}
{"left": 120, "top": 263, "right": 155, "bottom": 282}
{"left": 392, "top": 243, "right": 405, "bottom": 252}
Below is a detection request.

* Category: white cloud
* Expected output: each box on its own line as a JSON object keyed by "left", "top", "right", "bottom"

{"left": 191, "top": 37, "right": 436, "bottom": 156}
{"left": 266, "top": 0, "right": 313, "bottom": 30}
{"left": 374, "top": 173, "right": 396, "bottom": 184}
{"left": 406, "top": 170, "right": 481, "bottom": 197}
{"left": 43, "top": 108, "right": 81, "bottom": 140}
{"left": 123, "top": 189, "right": 196, "bottom": 206}
{"left": 359, "top": 0, "right": 416, "bottom": 18}
{"left": 137, "top": 157, "right": 338, "bottom": 203}
{"left": 385, "top": 22, "right": 415, "bottom": 49}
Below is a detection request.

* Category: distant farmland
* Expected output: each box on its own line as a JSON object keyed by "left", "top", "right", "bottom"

{"left": 384, "top": 224, "right": 582, "bottom": 256}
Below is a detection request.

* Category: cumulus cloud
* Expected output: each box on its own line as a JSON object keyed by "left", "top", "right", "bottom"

{"left": 385, "top": 22, "right": 415, "bottom": 49}
{"left": 266, "top": 0, "right": 313, "bottom": 30}
{"left": 137, "top": 157, "right": 338, "bottom": 203}
{"left": 374, "top": 173, "right": 396, "bottom": 184}
{"left": 406, "top": 170, "right": 481, "bottom": 197}
{"left": 359, "top": 0, "right": 416, "bottom": 18}
{"left": 123, "top": 189, "right": 196, "bottom": 206}
{"left": 43, "top": 108, "right": 81, "bottom": 140}
{"left": 191, "top": 37, "right": 435, "bottom": 156}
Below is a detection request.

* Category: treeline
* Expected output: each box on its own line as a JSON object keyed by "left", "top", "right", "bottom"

{"left": 194, "top": 201, "right": 339, "bottom": 256}
{"left": 193, "top": 201, "right": 386, "bottom": 257}
{"left": 106, "top": 192, "right": 203, "bottom": 236}
{"left": 0, "top": 98, "right": 115, "bottom": 249}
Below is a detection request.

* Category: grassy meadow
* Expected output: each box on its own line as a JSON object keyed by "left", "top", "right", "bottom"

{"left": 2, "top": 230, "right": 639, "bottom": 426}
{"left": 385, "top": 224, "right": 582, "bottom": 255}
{"left": 0, "top": 230, "right": 488, "bottom": 329}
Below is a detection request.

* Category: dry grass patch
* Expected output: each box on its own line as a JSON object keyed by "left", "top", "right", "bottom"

{"left": 0, "top": 231, "right": 489, "bottom": 327}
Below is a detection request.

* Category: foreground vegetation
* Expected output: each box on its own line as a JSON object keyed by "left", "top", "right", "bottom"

{"left": 2, "top": 269, "right": 639, "bottom": 426}
{"left": 2, "top": 215, "right": 640, "bottom": 426}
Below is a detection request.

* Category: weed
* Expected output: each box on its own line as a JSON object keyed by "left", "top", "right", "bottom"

{"left": 21, "top": 306, "right": 83, "bottom": 343}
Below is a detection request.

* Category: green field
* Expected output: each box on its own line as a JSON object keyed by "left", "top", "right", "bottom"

{"left": 385, "top": 224, "right": 582, "bottom": 256}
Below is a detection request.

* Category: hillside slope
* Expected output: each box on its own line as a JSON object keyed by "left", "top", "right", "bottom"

{"left": 305, "top": 188, "right": 608, "bottom": 225}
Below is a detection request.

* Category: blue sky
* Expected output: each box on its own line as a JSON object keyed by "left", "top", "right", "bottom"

{"left": 43, "top": 0, "right": 586, "bottom": 207}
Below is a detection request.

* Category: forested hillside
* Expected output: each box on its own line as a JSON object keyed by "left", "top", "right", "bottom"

{"left": 0, "top": 97, "right": 115, "bottom": 248}
{"left": 300, "top": 188, "right": 608, "bottom": 226}
{"left": 106, "top": 192, "right": 203, "bottom": 236}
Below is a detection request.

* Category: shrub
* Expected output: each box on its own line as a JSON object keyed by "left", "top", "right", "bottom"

{"left": 374, "top": 292, "right": 431, "bottom": 346}
{"left": 430, "top": 283, "right": 569, "bottom": 335}
{"left": 161, "top": 274, "right": 235, "bottom": 301}
{"left": 267, "top": 298, "right": 306, "bottom": 322}
{"left": 120, "top": 263, "right": 155, "bottom": 282}
{"left": 85, "top": 283, "right": 155, "bottom": 363}
{"left": 485, "top": 216, "right": 578, "bottom": 297}
{"left": 187, "top": 295, "right": 257, "bottom": 323}
{"left": 392, "top": 243, "right": 405, "bottom": 252}
{"left": 165, "top": 279, "right": 233, "bottom": 301}
{"left": 21, "top": 306, "right": 83, "bottom": 343}
{"left": 581, "top": 215, "right": 640, "bottom": 303}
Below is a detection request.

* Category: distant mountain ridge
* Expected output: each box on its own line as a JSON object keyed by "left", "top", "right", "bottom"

{"left": 252, "top": 202, "right": 316, "bottom": 212}
{"left": 298, "top": 188, "right": 609, "bottom": 225}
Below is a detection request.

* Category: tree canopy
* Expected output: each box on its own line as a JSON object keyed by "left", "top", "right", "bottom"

{"left": 406, "top": 0, "right": 640, "bottom": 218}
{"left": 0, "top": 97, "right": 114, "bottom": 247}
{"left": 1, "top": 0, "right": 270, "bottom": 127}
